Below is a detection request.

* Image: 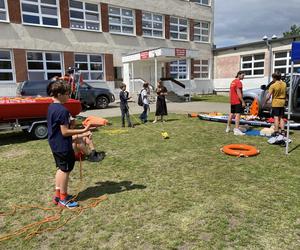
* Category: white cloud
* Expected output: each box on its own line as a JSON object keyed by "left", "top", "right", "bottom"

{"left": 214, "top": 0, "right": 300, "bottom": 47}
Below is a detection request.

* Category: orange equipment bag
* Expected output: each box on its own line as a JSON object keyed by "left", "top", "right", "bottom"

{"left": 82, "top": 116, "right": 109, "bottom": 127}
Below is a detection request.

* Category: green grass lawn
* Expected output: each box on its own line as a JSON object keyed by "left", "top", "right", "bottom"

{"left": 0, "top": 114, "right": 299, "bottom": 249}
{"left": 192, "top": 94, "right": 229, "bottom": 103}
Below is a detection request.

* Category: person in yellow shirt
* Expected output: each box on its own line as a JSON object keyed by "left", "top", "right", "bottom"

{"left": 266, "top": 72, "right": 287, "bottom": 136}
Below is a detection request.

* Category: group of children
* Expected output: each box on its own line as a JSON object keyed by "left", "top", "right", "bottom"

{"left": 119, "top": 80, "right": 168, "bottom": 127}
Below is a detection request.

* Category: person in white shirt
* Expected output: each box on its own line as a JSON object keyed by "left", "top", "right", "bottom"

{"left": 139, "top": 83, "right": 150, "bottom": 123}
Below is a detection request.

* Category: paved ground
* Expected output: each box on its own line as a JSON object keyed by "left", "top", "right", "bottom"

{"left": 81, "top": 101, "right": 229, "bottom": 118}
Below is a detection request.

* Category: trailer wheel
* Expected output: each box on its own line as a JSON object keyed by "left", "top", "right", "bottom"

{"left": 30, "top": 123, "right": 48, "bottom": 139}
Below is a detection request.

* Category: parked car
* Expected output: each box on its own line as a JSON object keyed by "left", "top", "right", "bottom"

{"left": 243, "top": 74, "right": 300, "bottom": 120}
{"left": 17, "top": 80, "right": 115, "bottom": 109}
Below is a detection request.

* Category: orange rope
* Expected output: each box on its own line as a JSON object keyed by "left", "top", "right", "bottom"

{"left": 0, "top": 157, "right": 108, "bottom": 242}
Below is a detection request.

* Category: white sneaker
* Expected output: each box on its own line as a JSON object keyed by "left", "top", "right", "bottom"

{"left": 225, "top": 126, "right": 231, "bottom": 133}
{"left": 233, "top": 128, "right": 245, "bottom": 136}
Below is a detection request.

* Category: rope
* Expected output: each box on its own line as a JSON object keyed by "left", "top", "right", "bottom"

{"left": 0, "top": 155, "right": 108, "bottom": 242}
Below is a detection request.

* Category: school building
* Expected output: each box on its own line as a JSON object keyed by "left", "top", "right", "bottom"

{"left": 213, "top": 35, "right": 300, "bottom": 94}
{"left": 0, "top": 0, "right": 215, "bottom": 96}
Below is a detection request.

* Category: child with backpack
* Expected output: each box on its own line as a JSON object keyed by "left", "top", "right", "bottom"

{"left": 139, "top": 82, "right": 150, "bottom": 123}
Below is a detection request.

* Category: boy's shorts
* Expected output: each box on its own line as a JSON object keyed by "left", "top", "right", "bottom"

{"left": 53, "top": 150, "right": 75, "bottom": 172}
{"left": 231, "top": 104, "right": 243, "bottom": 114}
{"left": 272, "top": 107, "right": 285, "bottom": 117}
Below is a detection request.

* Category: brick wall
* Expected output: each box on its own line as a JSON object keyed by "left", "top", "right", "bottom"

{"left": 13, "top": 49, "right": 27, "bottom": 82}
{"left": 60, "top": 0, "right": 70, "bottom": 28}
{"left": 7, "top": 0, "right": 21, "bottom": 24}
{"left": 135, "top": 9, "right": 142, "bottom": 36}
{"left": 189, "top": 19, "right": 194, "bottom": 41}
{"left": 165, "top": 15, "right": 170, "bottom": 39}
{"left": 101, "top": 3, "right": 109, "bottom": 32}
{"left": 63, "top": 52, "right": 74, "bottom": 72}
{"left": 105, "top": 54, "right": 114, "bottom": 81}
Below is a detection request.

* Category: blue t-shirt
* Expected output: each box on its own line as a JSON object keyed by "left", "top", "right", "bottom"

{"left": 47, "top": 103, "right": 72, "bottom": 153}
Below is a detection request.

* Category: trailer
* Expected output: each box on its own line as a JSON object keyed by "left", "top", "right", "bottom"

{"left": 0, "top": 97, "right": 82, "bottom": 139}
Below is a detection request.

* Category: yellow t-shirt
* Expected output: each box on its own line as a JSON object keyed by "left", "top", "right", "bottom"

{"left": 268, "top": 80, "right": 287, "bottom": 107}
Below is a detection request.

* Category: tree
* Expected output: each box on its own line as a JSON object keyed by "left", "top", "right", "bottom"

{"left": 283, "top": 24, "right": 300, "bottom": 37}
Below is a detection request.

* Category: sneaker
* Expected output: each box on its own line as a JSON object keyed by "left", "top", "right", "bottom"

{"left": 52, "top": 195, "right": 73, "bottom": 205}
{"left": 153, "top": 120, "right": 157, "bottom": 124}
{"left": 233, "top": 128, "right": 245, "bottom": 136}
{"left": 58, "top": 198, "right": 79, "bottom": 209}
{"left": 225, "top": 126, "right": 231, "bottom": 133}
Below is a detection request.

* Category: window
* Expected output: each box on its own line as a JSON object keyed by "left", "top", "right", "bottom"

{"left": 170, "top": 17, "right": 188, "bottom": 40}
{"left": 274, "top": 51, "right": 300, "bottom": 74}
{"left": 27, "top": 51, "right": 63, "bottom": 80}
{"left": 194, "top": 21, "right": 210, "bottom": 42}
{"left": 142, "top": 11, "right": 163, "bottom": 38}
{"left": 108, "top": 6, "right": 134, "bottom": 35}
{"left": 191, "top": 0, "right": 210, "bottom": 6}
{"left": 193, "top": 59, "right": 209, "bottom": 79}
{"left": 170, "top": 60, "right": 188, "bottom": 79}
{"left": 21, "top": 0, "right": 60, "bottom": 27}
{"left": 75, "top": 54, "right": 104, "bottom": 81}
{"left": 0, "top": 0, "right": 8, "bottom": 22}
{"left": 241, "top": 54, "right": 265, "bottom": 76}
{"left": 69, "top": 0, "right": 100, "bottom": 31}
{"left": 0, "top": 50, "right": 14, "bottom": 82}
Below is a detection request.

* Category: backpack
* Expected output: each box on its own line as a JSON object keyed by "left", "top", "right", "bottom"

{"left": 137, "top": 90, "right": 143, "bottom": 106}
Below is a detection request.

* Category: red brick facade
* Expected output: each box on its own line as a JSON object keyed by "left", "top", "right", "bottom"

{"left": 135, "top": 9, "right": 142, "bottom": 36}
{"left": 60, "top": 0, "right": 70, "bottom": 28}
{"left": 7, "top": 0, "right": 21, "bottom": 24}
{"left": 63, "top": 52, "right": 74, "bottom": 71}
{"left": 13, "top": 49, "right": 27, "bottom": 82}
{"left": 104, "top": 54, "right": 114, "bottom": 81}
{"left": 101, "top": 3, "right": 109, "bottom": 32}
{"left": 164, "top": 15, "right": 170, "bottom": 39}
{"left": 189, "top": 19, "right": 194, "bottom": 42}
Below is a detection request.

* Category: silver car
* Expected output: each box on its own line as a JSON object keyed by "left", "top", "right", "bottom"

{"left": 243, "top": 74, "right": 300, "bottom": 120}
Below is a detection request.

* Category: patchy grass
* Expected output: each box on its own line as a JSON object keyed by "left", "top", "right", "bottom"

{"left": 0, "top": 113, "right": 300, "bottom": 249}
{"left": 192, "top": 94, "right": 229, "bottom": 103}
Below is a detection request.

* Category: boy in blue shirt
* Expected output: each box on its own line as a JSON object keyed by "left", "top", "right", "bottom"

{"left": 47, "top": 79, "right": 92, "bottom": 208}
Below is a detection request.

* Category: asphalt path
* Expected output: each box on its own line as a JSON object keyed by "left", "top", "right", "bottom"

{"left": 80, "top": 101, "right": 230, "bottom": 118}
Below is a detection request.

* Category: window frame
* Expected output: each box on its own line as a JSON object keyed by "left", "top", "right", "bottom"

{"left": 193, "top": 59, "right": 210, "bottom": 79}
{"left": 170, "top": 60, "right": 189, "bottom": 80}
{"left": 20, "top": 0, "right": 61, "bottom": 28}
{"left": 170, "top": 16, "right": 189, "bottom": 41}
{"left": 74, "top": 53, "right": 105, "bottom": 82}
{"left": 240, "top": 53, "right": 265, "bottom": 77}
{"left": 26, "top": 51, "right": 63, "bottom": 80}
{"left": 0, "top": 0, "right": 9, "bottom": 22}
{"left": 108, "top": 5, "right": 135, "bottom": 36}
{"left": 69, "top": 0, "right": 101, "bottom": 32}
{"left": 142, "top": 11, "right": 164, "bottom": 39}
{"left": 190, "top": 0, "right": 210, "bottom": 7}
{"left": 193, "top": 20, "right": 210, "bottom": 43}
{"left": 273, "top": 50, "right": 300, "bottom": 74}
{"left": 0, "top": 49, "right": 15, "bottom": 83}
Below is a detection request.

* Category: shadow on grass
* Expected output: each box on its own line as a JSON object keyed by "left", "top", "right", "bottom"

{"left": 0, "top": 131, "right": 30, "bottom": 146}
{"left": 77, "top": 181, "right": 146, "bottom": 201}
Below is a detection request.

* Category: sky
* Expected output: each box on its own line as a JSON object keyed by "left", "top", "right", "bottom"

{"left": 214, "top": 0, "right": 300, "bottom": 48}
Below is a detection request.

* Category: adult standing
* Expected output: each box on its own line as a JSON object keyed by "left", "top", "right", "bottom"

{"left": 139, "top": 82, "right": 150, "bottom": 123}
{"left": 226, "top": 71, "right": 246, "bottom": 135}
{"left": 265, "top": 72, "right": 287, "bottom": 136}
{"left": 153, "top": 81, "right": 168, "bottom": 123}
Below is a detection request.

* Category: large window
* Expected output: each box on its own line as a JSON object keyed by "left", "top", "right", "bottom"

{"left": 75, "top": 54, "right": 104, "bottom": 81}
{"left": 69, "top": 0, "right": 100, "bottom": 31}
{"left": 142, "top": 11, "right": 163, "bottom": 38}
{"left": 0, "top": 50, "right": 14, "bottom": 82}
{"left": 274, "top": 51, "right": 300, "bottom": 74}
{"left": 0, "top": 0, "right": 8, "bottom": 22}
{"left": 21, "top": 0, "right": 60, "bottom": 27}
{"left": 170, "top": 17, "right": 188, "bottom": 40}
{"left": 27, "top": 51, "right": 62, "bottom": 80}
{"left": 191, "top": 0, "right": 210, "bottom": 6}
{"left": 170, "top": 60, "right": 188, "bottom": 79}
{"left": 194, "top": 21, "right": 210, "bottom": 42}
{"left": 108, "top": 6, "right": 134, "bottom": 35}
{"left": 241, "top": 54, "right": 265, "bottom": 76}
{"left": 193, "top": 59, "right": 209, "bottom": 79}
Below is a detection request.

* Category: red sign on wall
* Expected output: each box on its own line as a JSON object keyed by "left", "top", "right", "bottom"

{"left": 175, "top": 48, "right": 186, "bottom": 57}
{"left": 140, "top": 51, "right": 149, "bottom": 60}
